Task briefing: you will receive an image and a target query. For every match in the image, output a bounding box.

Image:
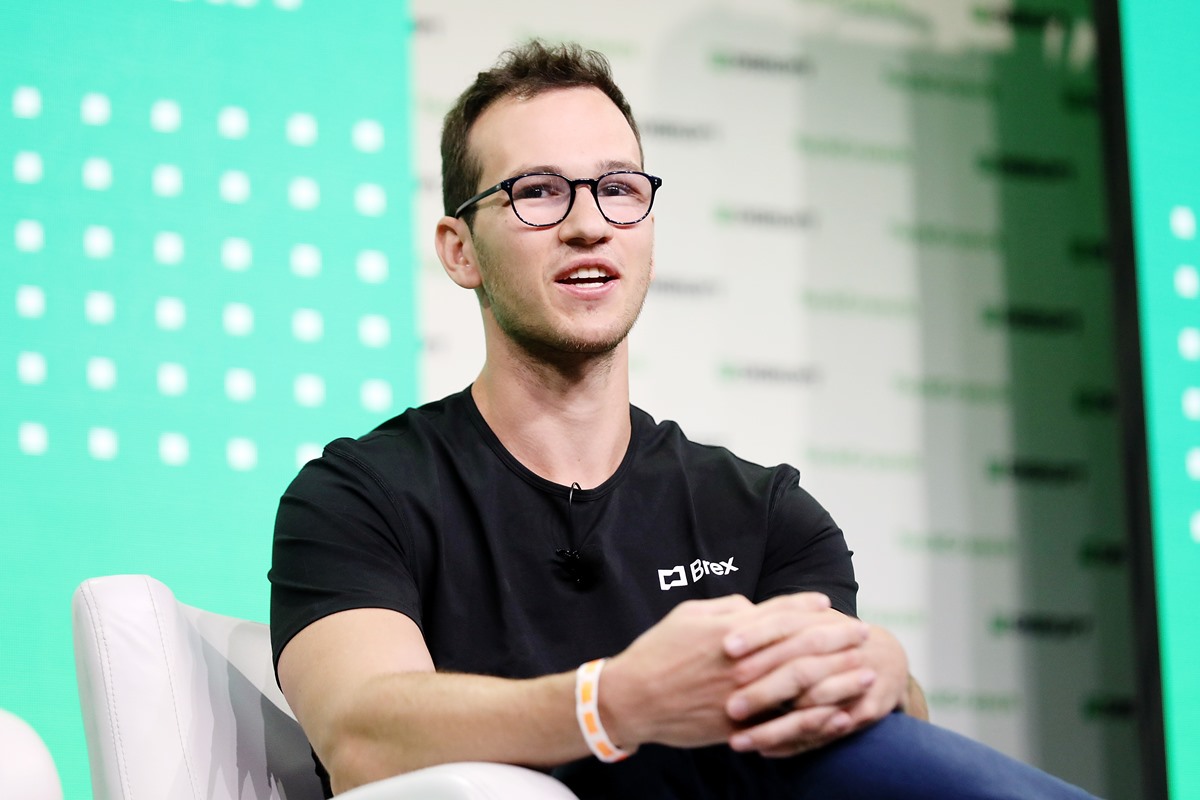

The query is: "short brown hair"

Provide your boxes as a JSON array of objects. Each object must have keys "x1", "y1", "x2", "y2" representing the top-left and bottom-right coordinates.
[{"x1": 440, "y1": 40, "x2": 642, "y2": 220}]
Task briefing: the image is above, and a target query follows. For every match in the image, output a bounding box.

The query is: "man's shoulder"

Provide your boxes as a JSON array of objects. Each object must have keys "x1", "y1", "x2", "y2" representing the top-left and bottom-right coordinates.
[
  {"x1": 631, "y1": 406, "x2": 800, "y2": 489},
  {"x1": 313, "y1": 387, "x2": 477, "y2": 475}
]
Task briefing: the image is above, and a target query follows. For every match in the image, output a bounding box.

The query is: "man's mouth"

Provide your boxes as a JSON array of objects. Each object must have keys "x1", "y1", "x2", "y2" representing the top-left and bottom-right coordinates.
[{"x1": 558, "y1": 266, "x2": 616, "y2": 286}]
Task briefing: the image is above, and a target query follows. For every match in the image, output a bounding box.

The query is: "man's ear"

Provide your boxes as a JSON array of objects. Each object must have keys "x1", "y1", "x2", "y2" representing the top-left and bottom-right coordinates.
[{"x1": 435, "y1": 215, "x2": 482, "y2": 289}]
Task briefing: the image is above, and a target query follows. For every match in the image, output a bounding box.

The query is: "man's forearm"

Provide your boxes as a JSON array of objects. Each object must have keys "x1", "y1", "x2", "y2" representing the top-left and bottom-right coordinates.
[{"x1": 324, "y1": 670, "x2": 589, "y2": 793}]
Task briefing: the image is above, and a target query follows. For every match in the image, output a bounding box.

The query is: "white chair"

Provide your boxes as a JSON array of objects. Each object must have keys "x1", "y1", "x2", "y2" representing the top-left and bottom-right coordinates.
[
  {"x1": 72, "y1": 574, "x2": 581, "y2": 799},
  {"x1": 0, "y1": 708, "x2": 63, "y2": 800}
]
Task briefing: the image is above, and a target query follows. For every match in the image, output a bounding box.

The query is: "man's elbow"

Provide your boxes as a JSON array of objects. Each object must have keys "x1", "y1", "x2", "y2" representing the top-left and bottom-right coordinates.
[{"x1": 322, "y1": 730, "x2": 412, "y2": 795}]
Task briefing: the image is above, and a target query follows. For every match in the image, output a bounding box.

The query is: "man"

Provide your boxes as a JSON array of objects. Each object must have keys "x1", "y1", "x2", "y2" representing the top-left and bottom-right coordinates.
[{"x1": 270, "y1": 41, "x2": 1095, "y2": 799}]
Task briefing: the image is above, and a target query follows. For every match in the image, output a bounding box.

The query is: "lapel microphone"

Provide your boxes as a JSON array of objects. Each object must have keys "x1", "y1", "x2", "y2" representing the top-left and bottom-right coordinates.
[{"x1": 556, "y1": 482, "x2": 602, "y2": 588}]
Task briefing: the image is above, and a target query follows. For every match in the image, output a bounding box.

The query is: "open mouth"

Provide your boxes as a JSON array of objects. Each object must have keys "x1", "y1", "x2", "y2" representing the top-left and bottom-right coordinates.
[{"x1": 558, "y1": 266, "x2": 616, "y2": 286}]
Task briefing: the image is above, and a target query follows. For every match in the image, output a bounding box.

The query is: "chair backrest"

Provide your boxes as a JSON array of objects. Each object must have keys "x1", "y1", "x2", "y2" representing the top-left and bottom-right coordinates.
[
  {"x1": 0, "y1": 708, "x2": 63, "y2": 800},
  {"x1": 72, "y1": 574, "x2": 325, "y2": 800}
]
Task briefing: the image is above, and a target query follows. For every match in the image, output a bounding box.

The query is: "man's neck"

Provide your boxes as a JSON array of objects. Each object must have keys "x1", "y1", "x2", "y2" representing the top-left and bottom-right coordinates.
[{"x1": 471, "y1": 343, "x2": 632, "y2": 489}]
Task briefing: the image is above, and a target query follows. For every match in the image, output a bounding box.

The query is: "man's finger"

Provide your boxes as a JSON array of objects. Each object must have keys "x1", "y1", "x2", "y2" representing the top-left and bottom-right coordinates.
[
  {"x1": 795, "y1": 668, "x2": 875, "y2": 709},
  {"x1": 723, "y1": 594, "x2": 838, "y2": 657},
  {"x1": 730, "y1": 619, "x2": 868, "y2": 686},
  {"x1": 728, "y1": 705, "x2": 850, "y2": 755},
  {"x1": 726, "y1": 651, "x2": 865, "y2": 721}
]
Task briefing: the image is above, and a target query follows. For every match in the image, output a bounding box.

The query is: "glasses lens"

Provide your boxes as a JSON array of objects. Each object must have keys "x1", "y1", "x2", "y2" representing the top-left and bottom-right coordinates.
[
  {"x1": 596, "y1": 172, "x2": 654, "y2": 224},
  {"x1": 510, "y1": 174, "x2": 572, "y2": 226}
]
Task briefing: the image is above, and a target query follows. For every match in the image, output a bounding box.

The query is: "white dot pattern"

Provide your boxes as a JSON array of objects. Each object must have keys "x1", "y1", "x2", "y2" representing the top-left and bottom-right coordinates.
[
  {"x1": 359, "y1": 314, "x2": 390, "y2": 348},
  {"x1": 84, "y1": 226, "x2": 114, "y2": 259},
  {"x1": 218, "y1": 106, "x2": 249, "y2": 139},
  {"x1": 1184, "y1": 388, "x2": 1200, "y2": 420},
  {"x1": 87, "y1": 357, "x2": 117, "y2": 391},
  {"x1": 289, "y1": 176, "x2": 320, "y2": 209},
  {"x1": 227, "y1": 437, "x2": 258, "y2": 470},
  {"x1": 223, "y1": 303, "x2": 254, "y2": 336},
  {"x1": 150, "y1": 99, "x2": 182, "y2": 132},
  {"x1": 156, "y1": 297, "x2": 186, "y2": 330},
  {"x1": 158, "y1": 363, "x2": 188, "y2": 396},
  {"x1": 220, "y1": 170, "x2": 251, "y2": 203},
  {"x1": 13, "y1": 86, "x2": 42, "y2": 118},
  {"x1": 355, "y1": 183, "x2": 386, "y2": 216},
  {"x1": 361, "y1": 378, "x2": 392, "y2": 412},
  {"x1": 295, "y1": 442, "x2": 323, "y2": 467},
  {"x1": 222, "y1": 237, "x2": 253, "y2": 271},
  {"x1": 292, "y1": 308, "x2": 323, "y2": 342},
  {"x1": 152, "y1": 164, "x2": 184, "y2": 197},
  {"x1": 159, "y1": 433, "x2": 189, "y2": 466},
  {"x1": 1171, "y1": 206, "x2": 1197, "y2": 240},
  {"x1": 18, "y1": 422, "x2": 48, "y2": 455},
  {"x1": 1188, "y1": 448, "x2": 1200, "y2": 481},
  {"x1": 225, "y1": 368, "x2": 256, "y2": 402},
  {"x1": 1176, "y1": 265, "x2": 1199, "y2": 299},
  {"x1": 1180, "y1": 328, "x2": 1200, "y2": 361},
  {"x1": 8, "y1": 83, "x2": 405, "y2": 471},
  {"x1": 291, "y1": 244, "x2": 322, "y2": 277},
  {"x1": 154, "y1": 232, "x2": 185, "y2": 265},
  {"x1": 294, "y1": 373, "x2": 326, "y2": 407},
  {"x1": 85, "y1": 291, "x2": 116, "y2": 325},
  {"x1": 287, "y1": 113, "x2": 318, "y2": 146},
  {"x1": 16, "y1": 285, "x2": 46, "y2": 318},
  {"x1": 88, "y1": 427, "x2": 119, "y2": 460},
  {"x1": 82, "y1": 157, "x2": 113, "y2": 190},
  {"x1": 357, "y1": 250, "x2": 388, "y2": 283},
  {"x1": 14, "y1": 151, "x2": 43, "y2": 183},
  {"x1": 17, "y1": 352, "x2": 47, "y2": 385},
  {"x1": 352, "y1": 119, "x2": 384, "y2": 153},
  {"x1": 15, "y1": 220, "x2": 45, "y2": 252},
  {"x1": 81, "y1": 93, "x2": 111, "y2": 126}
]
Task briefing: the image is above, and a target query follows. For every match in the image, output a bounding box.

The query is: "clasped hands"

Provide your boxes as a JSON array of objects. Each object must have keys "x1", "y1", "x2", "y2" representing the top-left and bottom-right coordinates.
[{"x1": 602, "y1": 593, "x2": 910, "y2": 759}]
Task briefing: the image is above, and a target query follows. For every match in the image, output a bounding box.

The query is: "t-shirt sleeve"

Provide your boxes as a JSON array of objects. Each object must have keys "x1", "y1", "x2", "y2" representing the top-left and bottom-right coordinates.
[
  {"x1": 754, "y1": 472, "x2": 858, "y2": 617},
  {"x1": 269, "y1": 441, "x2": 422, "y2": 671}
]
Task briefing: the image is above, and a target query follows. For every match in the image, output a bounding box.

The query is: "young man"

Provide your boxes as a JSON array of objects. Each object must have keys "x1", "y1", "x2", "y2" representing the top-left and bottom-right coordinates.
[{"x1": 270, "y1": 41, "x2": 1095, "y2": 799}]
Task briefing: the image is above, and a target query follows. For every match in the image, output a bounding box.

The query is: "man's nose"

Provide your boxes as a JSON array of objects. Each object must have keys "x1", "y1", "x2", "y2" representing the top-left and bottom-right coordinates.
[{"x1": 558, "y1": 185, "x2": 611, "y2": 242}]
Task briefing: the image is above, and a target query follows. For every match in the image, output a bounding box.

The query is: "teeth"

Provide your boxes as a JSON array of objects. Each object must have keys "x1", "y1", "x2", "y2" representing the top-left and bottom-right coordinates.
[{"x1": 566, "y1": 266, "x2": 608, "y2": 280}]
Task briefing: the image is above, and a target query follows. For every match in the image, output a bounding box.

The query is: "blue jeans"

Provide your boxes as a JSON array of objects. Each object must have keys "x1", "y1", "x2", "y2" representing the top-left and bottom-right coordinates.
[{"x1": 555, "y1": 712, "x2": 1100, "y2": 799}]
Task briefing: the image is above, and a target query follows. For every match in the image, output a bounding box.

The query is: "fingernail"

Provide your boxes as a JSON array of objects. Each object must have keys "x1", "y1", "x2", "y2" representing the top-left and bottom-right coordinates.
[
  {"x1": 725, "y1": 634, "x2": 747, "y2": 656},
  {"x1": 832, "y1": 712, "x2": 851, "y2": 731},
  {"x1": 731, "y1": 733, "x2": 752, "y2": 751},
  {"x1": 860, "y1": 670, "x2": 876, "y2": 687},
  {"x1": 728, "y1": 697, "x2": 748, "y2": 719}
]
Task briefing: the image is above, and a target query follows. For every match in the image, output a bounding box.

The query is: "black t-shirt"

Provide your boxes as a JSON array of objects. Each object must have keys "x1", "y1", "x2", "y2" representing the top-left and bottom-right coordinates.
[{"x1": 270, "y1": 387, "x2": 857, "y2": 678}]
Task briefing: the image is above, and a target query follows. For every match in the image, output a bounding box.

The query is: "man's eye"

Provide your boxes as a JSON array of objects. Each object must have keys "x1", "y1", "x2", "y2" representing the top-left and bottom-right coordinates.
[
  {"x1": 513, "y1": 179, "x2": 566, "y2": 200},
  {"x1": 600, "y1": 179, "x2": 645, "y2": 200}
]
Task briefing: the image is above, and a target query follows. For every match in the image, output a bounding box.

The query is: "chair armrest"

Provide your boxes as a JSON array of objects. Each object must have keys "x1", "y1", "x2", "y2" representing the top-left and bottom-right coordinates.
[
  {"x1": 0, "y1": 709, "x2": 63, "y2": 800},
  {"x1": 336, "y1": 762, "x2": 580, "y2": 800}
]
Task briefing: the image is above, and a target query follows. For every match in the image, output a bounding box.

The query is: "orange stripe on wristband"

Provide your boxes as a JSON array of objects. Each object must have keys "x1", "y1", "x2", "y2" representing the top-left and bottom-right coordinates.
[{"x1": 574, "y1": 658, "x2": 631, "y2": 763}]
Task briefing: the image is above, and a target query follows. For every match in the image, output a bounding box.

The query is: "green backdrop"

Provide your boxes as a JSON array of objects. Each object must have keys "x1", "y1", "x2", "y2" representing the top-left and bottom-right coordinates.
[
  {"x1": 1119, "y1": 1, "x2": 1200, "y2": 796},
  {"x1": 0, "y1": 3, "x2": 415, "y2": 797}
]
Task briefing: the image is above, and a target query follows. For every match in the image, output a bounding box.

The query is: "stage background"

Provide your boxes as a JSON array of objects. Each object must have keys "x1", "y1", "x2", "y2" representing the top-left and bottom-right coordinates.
[{"x1": 1, "y1": 1, "x2": 1138, "y2": 797}]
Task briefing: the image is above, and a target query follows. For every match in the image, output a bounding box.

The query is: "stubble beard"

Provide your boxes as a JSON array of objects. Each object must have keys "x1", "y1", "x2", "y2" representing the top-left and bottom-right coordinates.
[{"x1": 474, "y1": 239, "x2": 653, "y2": 364}]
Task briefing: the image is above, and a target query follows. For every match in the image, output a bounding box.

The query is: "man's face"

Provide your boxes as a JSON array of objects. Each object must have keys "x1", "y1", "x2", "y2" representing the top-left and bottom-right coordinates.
[{"x1": 462, "y1": 86, "x2": 654, "y2": 359}]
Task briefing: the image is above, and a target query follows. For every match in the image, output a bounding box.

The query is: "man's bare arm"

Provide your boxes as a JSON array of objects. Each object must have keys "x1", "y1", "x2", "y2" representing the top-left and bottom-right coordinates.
[
  {"x1": 277, "y1": 595, "x2": 813, "y2": 793},
  {"x1": 278, "y1": 609, "x2": 586, "y2": 794}
]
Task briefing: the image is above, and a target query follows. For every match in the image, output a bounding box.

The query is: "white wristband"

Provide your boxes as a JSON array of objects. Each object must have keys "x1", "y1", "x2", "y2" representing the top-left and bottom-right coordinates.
[{"x1": 574, "y1": 658, "x2": 631, "y2": 763}]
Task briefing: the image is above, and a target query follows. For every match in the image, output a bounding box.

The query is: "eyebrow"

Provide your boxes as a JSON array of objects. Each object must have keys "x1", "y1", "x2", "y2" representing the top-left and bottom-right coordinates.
[{"x1": 508, "y1": 159, "x2": 643, "y2": 177}]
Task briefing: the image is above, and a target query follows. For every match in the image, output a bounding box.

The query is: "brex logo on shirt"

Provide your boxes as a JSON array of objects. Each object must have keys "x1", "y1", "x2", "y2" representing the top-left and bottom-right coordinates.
[{"x1": 658, "y1": 556, "x2": 739, "y2": 591}]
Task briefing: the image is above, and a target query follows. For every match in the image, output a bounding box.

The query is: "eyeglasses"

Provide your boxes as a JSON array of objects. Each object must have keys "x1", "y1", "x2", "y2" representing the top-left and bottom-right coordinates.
[{"x1": 454, "y1": 170, "x2": 663, "y2": 227}]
